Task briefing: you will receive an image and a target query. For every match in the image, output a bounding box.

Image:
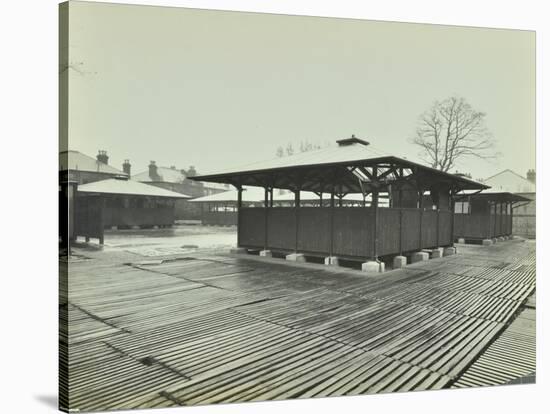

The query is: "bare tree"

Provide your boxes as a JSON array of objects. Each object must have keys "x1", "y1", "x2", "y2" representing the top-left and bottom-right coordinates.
[
  {"x1": 285, "y1": 143, "x2": 295, "y2": 156},
  {"x1": 412, "y1": 96, "x2": 497, "y2": 172},
  {"x1": 276, "y1": 140, "x2": 327, "y2": 157}
]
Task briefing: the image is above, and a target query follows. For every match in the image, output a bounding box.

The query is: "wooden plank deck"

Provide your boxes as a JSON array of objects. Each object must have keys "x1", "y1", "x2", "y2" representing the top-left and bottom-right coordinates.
[
  {"x1": 60, "y1": 239, "x2": 536, "y2": 411},
  {"x1": 452, "y1": 299, "x2": 536, "y2": 388}
]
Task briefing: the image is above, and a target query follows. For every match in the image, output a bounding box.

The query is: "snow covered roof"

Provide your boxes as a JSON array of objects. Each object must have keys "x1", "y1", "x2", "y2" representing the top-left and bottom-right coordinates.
[
  {"x1": 189, "y1": 187, "x2": 265, "y2": 203},
  {"x1": 78, "y1": 178, "x2": 191, "y2": 198},
  {"x1": 133, "y1": 166, "x2": 186, "y2": 183},
  {"x1": 59, "y1": 150, "x2": 127, "y2": 176},
  {"x1": 192, "y1": 137, "x2": 487, "y2": 193}
]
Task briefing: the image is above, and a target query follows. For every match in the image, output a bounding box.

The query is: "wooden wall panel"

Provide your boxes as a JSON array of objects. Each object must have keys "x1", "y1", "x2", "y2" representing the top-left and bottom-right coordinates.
[
  {"x1": 239, "y1": 208, "x2": 265, "y2": 248},
  {"x1": 298, "y1": 207, "x2": 331, "y2": 254}
]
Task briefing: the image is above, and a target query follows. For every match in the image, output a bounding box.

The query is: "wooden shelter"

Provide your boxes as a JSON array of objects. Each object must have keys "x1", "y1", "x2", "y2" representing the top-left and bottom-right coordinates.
[
  {"x1": 75, "y1": 177, "x2": 190, "y2": 243},
  {"x1": 191, "y1": 136, "x2": 487, "y2": 261},
  {"x1": 453, "y1": 191, "x2": 530, "y2": 242}
]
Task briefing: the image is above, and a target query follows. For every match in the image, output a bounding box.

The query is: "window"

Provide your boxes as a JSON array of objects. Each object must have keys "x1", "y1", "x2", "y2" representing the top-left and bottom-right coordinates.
[{"x1": 454, "y1": 201, "x2": 470, "y2": 214}]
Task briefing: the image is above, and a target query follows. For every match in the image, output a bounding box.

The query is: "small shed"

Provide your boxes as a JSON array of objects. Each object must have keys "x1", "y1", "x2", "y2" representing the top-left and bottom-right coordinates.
[
  {"x1": 75, "y1": 177, "x2": 190, "y2": 243},
  {"x1": 190, "y1": 136, "x2": 487, "y2": 263},
  {"x1": 453, "y1": 191, "x2": 531, "y2": 242}
]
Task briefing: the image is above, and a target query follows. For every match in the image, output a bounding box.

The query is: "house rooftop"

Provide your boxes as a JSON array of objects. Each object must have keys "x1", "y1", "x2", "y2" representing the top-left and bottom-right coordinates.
[
  {"x1": 77, "y1": 178, "x2": 191, "y2": 198},
  {"x1": 59, "y1": 150, "x2": 127, "y2": 176},
  {"x1": 483, "y1": 169, "x2": 536, "y2": 193},
  {"x1": 133, "y1": 166, "x2": 186, "y2": 184}
]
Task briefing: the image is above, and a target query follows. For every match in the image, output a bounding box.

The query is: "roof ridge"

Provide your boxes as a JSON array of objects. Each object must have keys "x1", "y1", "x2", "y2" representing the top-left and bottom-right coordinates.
[{"x1": 485, "y1": 169, "x2": 531, "y2": 184}]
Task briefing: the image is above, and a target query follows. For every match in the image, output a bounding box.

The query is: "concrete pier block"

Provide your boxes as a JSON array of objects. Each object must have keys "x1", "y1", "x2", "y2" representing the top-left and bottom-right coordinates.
[
  {"x1": 491, "y1": 238, "x2": 498, "y2": 244},
  {"x1": 430, "y1": 247, "x2": 444, "y2": 259},
  {"x1": 230, "y1": 247, "x2": 248, "y2": 255},
  {"x1": 286, "y1": 253, "x2": 306, "y2": 262},
  {"x1": 443, "y1": 247, "x2": 456, "y2": 256},
  {"x1": 393, "y1": 255, "x2": 407, "y2": 269},
  {"x1": 324, "y1": 256, "x2": 340, "y2": 266},
  {"x1": 361, "y1": 261, "x2": 385, "y2": 273},
  {"x1": 259, "y1": 250, "x2": 272, "y2": 257},
  {"x1": 411, "y1": 251, "x2": 429, "y2": 263},
  {"x1": 482, "y1": 239, "x2": 493, "y2": 246},
  {"x1": 457, "y1": 238, "x2": 466, "y2": 244},
  {"x1": 111, "y1": 226, "x2": 118, "y2": 230},
  {"x1": 498, "y1": 237, "x2": 505, "y2": 242}
]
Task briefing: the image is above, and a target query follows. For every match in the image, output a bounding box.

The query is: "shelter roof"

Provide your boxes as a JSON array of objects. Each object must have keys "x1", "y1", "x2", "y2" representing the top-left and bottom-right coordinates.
[
  {"x1": 78, "y1": 178, "x2": 191, "y2": 198},
  {"x1": 191, "y1": 137, "x2": 488, "y2": 194},
  {"x1": 456, "y1": 190, "x2": 530, "y2": 203}
]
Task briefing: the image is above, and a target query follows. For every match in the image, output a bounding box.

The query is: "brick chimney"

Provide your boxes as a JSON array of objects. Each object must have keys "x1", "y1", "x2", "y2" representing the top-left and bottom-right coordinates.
[
  {"x1": 526, "y1": 169, "x2": 536, "y2": 183},
  {"x1": 97, "y1": 150, "x2": 109, "y2": 164},
  {"x1": 122, "y1": 159, "x2": 131, "y2": 177},
  {"x1": 149, "y1": 161, "x2": 160, "y2": 181}
]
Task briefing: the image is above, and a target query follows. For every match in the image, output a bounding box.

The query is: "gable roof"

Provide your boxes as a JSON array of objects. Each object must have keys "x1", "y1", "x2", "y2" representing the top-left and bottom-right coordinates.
[
  {"x1": 483, "y1": 169, "x2": 536, "y2": 193},
  {"x1": 78, "y1": 178, "x2": 191, "y2": 198},
  {"x1": 133, "y1": 166, "x2": 186, "y2": 184},
  {"x1": 59, "y1": 150, "x2": 127, "y2": 176},
  {"x1": 191, "y1": 139, "x2": 488, "y2": 193},
  {"x1": 456, "y1": 190, "x2": 530, "y2": 203}
]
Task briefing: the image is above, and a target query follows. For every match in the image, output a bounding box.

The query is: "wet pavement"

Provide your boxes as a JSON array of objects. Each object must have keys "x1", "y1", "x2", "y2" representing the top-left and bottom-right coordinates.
[
  {"x1": 85, "y1": 224, "x2": 237, "y2": 257},
  {"x1": 60, "y1": 233, "x2": 536, "y2": 411}
]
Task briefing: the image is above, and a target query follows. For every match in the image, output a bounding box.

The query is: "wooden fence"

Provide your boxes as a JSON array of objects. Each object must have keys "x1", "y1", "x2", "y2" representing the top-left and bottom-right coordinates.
[
  {"x1": 454, "y1": 210, "x2": 513, "y2": 240},
  {"x1": 238, "y1": 207, "x2": 453, "y2": 259}
]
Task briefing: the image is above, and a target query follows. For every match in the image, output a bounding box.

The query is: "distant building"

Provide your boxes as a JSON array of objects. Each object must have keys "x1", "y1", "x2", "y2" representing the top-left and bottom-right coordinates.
[
  {"x1": 132, "y1": 162, "x2": 228, "y2": 220},
  {"x1": 77, "y1": 177, "x2": 189, "y2": 235},
  {"x1": 59, "y1": 150, "x2": 128, "y2": 184},
  {"x1": 59, "y1": 150, "x2": 190, "y2": 244},
  {"x1": 483, "y1": 169, "x2": 536, "y2": 239}
]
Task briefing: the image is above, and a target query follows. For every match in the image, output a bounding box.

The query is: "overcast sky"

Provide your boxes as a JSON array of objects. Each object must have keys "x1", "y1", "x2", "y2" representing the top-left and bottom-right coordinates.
[{"x1": 67, "y1": 1, "x2": 535, "y2": 180}]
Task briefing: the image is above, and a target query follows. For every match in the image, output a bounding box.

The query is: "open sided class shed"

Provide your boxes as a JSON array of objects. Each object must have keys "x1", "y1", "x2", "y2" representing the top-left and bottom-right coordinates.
[
  {"x1": 453, "y1": 191, "x2": 530, "y2": 242},
  {"x1": 191, "y1": 136, "x2": 487, "y2": 261}
]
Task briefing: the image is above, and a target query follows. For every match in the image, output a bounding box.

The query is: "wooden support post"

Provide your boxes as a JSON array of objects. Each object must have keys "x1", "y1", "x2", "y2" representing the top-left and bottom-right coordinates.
[
  {"x1": 449, "y1": 191, "x2": 456, "y2": 245},
  {"x1": 99, "y1": 196, "x2": 105, "y2": 245},
  {"x1": 237, "y1": 187, "x2": 242, "y2": 247},
  {"x1": 510, "y1": 202, "x2": 514, "y2": 236},
  {"x1": 500, "y1": 202, "x2": 504, "y2": 236},
  {"x1": 418, "y1": 188, "x2": 424, "y2": 249},
  {"x1": 264, "y1": 187, "x2": 269, "y2": 250},
  {"x1": 372, "y1": 191, "x2": 379, "y2": 260},
  {"x1": 496, "y1": 201, "x2": 497, "y2": 239},
  {"x1": 269, "y1": 188, "x2": 274, "y2": 208},
  {"x1": 329, "y1": 189, "x2": 335, "y2": 257},
  {"x1": 399, "y1": 208, "x2": 403, "y2": 255},
  {"x1": 295, "y1": 190, "x2": 300, "y2": 252},
  {"x1": 436, "y1": 208, "x2": 440, "y2": 247}
]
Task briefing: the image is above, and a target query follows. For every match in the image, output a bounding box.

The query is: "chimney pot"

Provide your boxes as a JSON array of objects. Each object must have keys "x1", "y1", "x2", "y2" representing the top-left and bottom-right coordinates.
[
  {"x1": 526, "y1": 169, "x2": 536, "y2": 184},
  {"x1": 122, "y1": 159, "x2": 131, "y2": 177},
  {"x1": 149, "y1": 161, "x2": 159, "y2": 181},
  {"x1": 96, "y1": 150, "x2": 109, "y2": 164}
]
